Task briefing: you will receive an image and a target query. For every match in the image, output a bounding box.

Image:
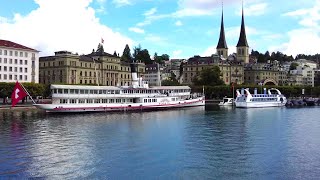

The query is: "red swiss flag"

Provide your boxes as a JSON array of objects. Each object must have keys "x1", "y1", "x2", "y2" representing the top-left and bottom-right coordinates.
[{"x1": 11, "y1": 82, "x2": 28, "y2": 107}]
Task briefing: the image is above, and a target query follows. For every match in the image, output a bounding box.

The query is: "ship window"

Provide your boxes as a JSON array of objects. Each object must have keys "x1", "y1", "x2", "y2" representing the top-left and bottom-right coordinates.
[
  {"x1": 110, "y1": 99, "x2": 114, "y2": 103},
  {"x1": 70, "y1": 89, "x2": 75, "y2": 94},
  {"x1": 64, "y1": 89, "x2": 68, "y2": 94},
  {"x1": 95, "y1": 99, "x2": 101, "y2": 103},
  {"x1": 70, "y1": 99, "x2": 76, "y2": 104},
  {"x1": 85, "y1": 90, "x2": 88, "y2": 94},
  {"x1": 75, "y1": 89, "x2": 79, "y2": 94},
  {"x1": 58, "y1": 89, "x2": 63, "y2": 94},
  {"x1": 87, "y1": 99, "x2": 93, "y2": 103},
  {"x1": 60, "y1": 99, "x2": 68, "y2": 104},
  {"x1": 79, "y1": 99, "x2": 85, "y2": 103},
  {"x1": 80, "y1": 90, "x2": 84, "y2": 94}
]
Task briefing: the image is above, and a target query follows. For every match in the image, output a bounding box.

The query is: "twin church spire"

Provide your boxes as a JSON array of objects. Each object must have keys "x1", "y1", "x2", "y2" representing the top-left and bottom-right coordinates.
[{"x1": 216, "y1": 2, "x2": 249, "y2": 63}]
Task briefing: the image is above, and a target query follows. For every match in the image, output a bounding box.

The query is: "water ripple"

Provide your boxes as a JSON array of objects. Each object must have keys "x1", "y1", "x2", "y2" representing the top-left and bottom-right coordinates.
[{"x1": 0, "y1": 106, "x2": 320, "y2": 179}]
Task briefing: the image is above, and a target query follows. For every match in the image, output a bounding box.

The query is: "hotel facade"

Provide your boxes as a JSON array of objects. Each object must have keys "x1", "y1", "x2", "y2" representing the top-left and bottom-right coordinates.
[
  {"x1": 0, "y1": 40, "x2": 39, "y2": 83},
  {"x1": 39, "y1": 50, "x2": 145, "y2": 86}
]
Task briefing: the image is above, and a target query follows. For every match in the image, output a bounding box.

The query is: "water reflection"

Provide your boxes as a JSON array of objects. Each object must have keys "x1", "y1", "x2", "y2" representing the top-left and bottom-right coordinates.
[{"x1": 0, "y1": 107, "x2": 320, "y2": 179}]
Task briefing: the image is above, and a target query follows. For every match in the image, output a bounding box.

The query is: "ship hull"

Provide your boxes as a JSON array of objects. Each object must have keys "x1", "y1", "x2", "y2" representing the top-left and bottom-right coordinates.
[{"x1": 34, "y1": 97, "x2": 205, "y2": 113}]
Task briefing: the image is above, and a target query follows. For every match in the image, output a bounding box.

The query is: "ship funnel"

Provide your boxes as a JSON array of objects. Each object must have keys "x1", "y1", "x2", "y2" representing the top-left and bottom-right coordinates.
[{"x1": 130, "y1": 63, "x2": 139, "y2": 88}]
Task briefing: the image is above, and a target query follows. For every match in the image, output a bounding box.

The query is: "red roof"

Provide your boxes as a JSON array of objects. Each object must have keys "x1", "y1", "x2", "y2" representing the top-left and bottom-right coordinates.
[{"x1": 0, "y1": 39, "x2": 38, "y2": 51}]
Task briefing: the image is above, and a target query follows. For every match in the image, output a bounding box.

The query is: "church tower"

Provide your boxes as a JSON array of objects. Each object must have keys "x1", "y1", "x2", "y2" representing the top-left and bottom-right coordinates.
[
  {"x1": 216, "y1": 8, "x2": 228, "y2": 59},
  {"x1": 236, "y1": 6, "x2": 249, "y2": 64}
]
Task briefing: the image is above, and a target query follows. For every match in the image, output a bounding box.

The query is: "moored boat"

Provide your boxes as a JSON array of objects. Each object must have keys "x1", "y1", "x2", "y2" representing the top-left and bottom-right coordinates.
[
  {"x1": 34, "y1": 63, "x2": 205, "y2": 113},
  {"x1": 235, "y1": 88, "x2": 287, "y2": 108},
  {"x1": 218, "y1": 97, "x2": 234, "y2": 106}
]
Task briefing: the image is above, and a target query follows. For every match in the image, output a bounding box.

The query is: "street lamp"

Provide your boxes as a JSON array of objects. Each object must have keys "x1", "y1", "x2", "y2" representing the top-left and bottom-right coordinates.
[{"x1": 258, "y1": 82, "x2": 263, "y2": 94}]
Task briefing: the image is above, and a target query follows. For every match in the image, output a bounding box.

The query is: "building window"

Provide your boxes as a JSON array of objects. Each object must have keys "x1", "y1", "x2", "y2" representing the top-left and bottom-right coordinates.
[
  {"x1": 4, "y1": 50, "x2": 7, "y2": 55},
  {"x1": 25, "y1": 68, "x2": 28, "y2": 73},
  {"x1": 9, "y1": 59, "x2": 12, "y2": 64},
  {"x1": 9, "y1": 51, "x2": 13, "y2": 56},
  {"x1": 15, "y1": 59, "x2": 17, "y2": 64},
  {"x1": 15, "y1": 51, "x2": 18, "y2": 56},
  {"x1": 25, "y1": 52, "x2": 28, "y2": 57},
  {"x1": 25, "y1": 60, "x2": 28, "y2": 65}
]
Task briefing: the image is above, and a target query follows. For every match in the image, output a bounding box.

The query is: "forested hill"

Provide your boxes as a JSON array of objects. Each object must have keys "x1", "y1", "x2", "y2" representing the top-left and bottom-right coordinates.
[{"x1": 250, "y1": 50, "x2": 320, "y2": 63}]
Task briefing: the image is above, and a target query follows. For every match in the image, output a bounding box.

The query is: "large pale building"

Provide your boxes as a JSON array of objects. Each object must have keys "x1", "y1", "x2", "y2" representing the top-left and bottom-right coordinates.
[
  {"x1": 0, "y1": 40, "x2": 39, "y2": 83},
  {"x1": 182, "y1": 55, "x2": 244, "y2": 85},
  {"x1": 144, "y1": 63, "x2": 161, "y2": 86},
  {"x1": 39, "y1": 50, "x2": 145, "y2": 86}
]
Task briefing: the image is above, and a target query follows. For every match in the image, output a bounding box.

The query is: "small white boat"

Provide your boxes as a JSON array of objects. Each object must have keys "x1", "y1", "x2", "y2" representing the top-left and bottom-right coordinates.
[
  {"x1": 235, "y1": 88, "x2": 287, "y2": 108},
  {"x1": 218, "y1": 97, "x2": 234, "y2": 106}
]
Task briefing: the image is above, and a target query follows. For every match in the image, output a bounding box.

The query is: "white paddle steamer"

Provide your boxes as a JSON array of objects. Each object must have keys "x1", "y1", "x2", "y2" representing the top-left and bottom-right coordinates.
[{"x1": 34, "y1": 63, "x2": 205, "y2": 112}]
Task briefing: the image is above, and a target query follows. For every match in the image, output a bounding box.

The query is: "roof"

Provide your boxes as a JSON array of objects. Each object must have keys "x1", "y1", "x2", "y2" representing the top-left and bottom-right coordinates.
[
  {"x1": 0, "y1": 39, "x2": 38, "y2": 51},
  {"x1": 236, "y1": 9, "x2": 249, "y2": 47},
  {"x1": 216, "y1": 11, "x2": 228, "y2": 49}
]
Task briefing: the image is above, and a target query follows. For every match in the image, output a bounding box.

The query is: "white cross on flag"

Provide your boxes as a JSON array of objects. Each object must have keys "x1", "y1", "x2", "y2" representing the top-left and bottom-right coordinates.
[{"x1": 11, "y1": 81, "x2": 28, "y2": 107}]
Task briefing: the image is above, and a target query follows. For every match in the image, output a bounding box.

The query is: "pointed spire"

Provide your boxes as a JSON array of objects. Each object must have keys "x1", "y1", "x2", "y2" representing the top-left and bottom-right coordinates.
[
  {"x1": 216, "y1": 3, "x2": 228, "y2": 49},
  {"x1": 236, "y1": 5, "x2": 249, "y2": 47}
]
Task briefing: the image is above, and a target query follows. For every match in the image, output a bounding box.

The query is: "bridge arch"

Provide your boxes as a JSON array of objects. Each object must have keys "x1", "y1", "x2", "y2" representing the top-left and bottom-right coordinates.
[{"x1": 261, "y1": 79, "x2": 278, "y2": 86}]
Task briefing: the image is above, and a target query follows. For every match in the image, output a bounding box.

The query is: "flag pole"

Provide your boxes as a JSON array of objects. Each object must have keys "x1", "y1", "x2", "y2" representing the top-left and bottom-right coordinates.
[{"x1": 20, "y1": 82, "x2": 36, "y2": 104}]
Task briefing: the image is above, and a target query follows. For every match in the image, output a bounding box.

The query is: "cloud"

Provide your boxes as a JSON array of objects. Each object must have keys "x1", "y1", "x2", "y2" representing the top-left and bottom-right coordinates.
[
  {"x1": 144, "y1": 8, "x2": 157, "y2": 16},
  {"x1": 237, "y1": 3, "x2": 268, "y2": 16},
  {"x1": 175, "y1": 20, "x2": 183, "y2": 26},
  {"x1": 144, "y1": 34, "x2": 165, "y2": 43},
  {"x1": 129, "y1": 27, "x2": 145, "y2": 34},
  {"x1": 96, "y1": 0, "x2": 107, "y2": 13},
  {"x1": 178, "y1": 0, "x2": 239, "y2": 10},
  {"x1": 112, "y1": 0, "x2": 132, "y2": 7},
  {"x1": 172, "y1": 50, "x2": 183, "y2": 58},
  {"x1": 0, "y1": 0, "x2": 133, "y2": 56},
  {"x1": 269, "y1": 29, "x2": 320, "y2": 56},
  {"x1": 271, "y1": 0, "x2": 320, "y2": 56}
]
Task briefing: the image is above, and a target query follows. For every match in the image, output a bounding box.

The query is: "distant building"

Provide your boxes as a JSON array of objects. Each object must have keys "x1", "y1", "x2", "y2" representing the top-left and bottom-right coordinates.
[
  {"x1": 39, "y1": 50, "x2": 145, "y2": 85},
  {"x1": 181, "y1": 54, "x2": 244, "y2": 85},
  {"x1": 0, "y1": 39, "x2": 39, "y2": 83},
  {"x1": 144, "y1": 63, "x2": 161, "y2": 86},
  {"x1": 295, "y1": 59, "x2": 317, "y2": 69},
  {"x1": 289, "y1": 65, "x2": 315, "y2": 87},
  {"x1": 314, "y1": 69, "x2": 320, "y2": 86},
  {"x1": 244, "y1": 60, "x2": 286, "y2": 86}
]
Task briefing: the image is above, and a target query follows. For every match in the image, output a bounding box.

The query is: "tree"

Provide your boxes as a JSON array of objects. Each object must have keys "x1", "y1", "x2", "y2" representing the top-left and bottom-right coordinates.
[
  {"x1": 121, "y1": 44, "x2": 133, "y2": 62},
  {"x1": 193, "y1": 66, "x2": 224, "y2": 86},
  {"x1": 161, "y1": 72, "x2": 180, "y2": 86},
  {"x1": 113, "y1": 51, "x2": 117, "y2": 56},
  {"x1": 96, "y1": 43, "x2": 104, "y2": 54},
  {"x1": 290, "y1": 62, "x2": 299, "y2": 70},
  {"x1": 154, "y1": 53, "x2": 169, "y2": 65},
  {"x1": 133, "y1": 45, "x2": 152, "y2": 64}
]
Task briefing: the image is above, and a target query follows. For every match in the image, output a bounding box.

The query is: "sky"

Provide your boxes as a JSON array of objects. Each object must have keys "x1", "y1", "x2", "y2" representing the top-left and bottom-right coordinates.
[{"x1": 0, "y1": 0, "x2": 319, "y2": 59}]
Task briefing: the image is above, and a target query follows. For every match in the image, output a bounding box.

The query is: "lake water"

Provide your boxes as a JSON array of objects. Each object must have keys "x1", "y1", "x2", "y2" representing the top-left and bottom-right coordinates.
[{"x1": 0, "y1": 105, "x2": 320, "y2": 179}]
